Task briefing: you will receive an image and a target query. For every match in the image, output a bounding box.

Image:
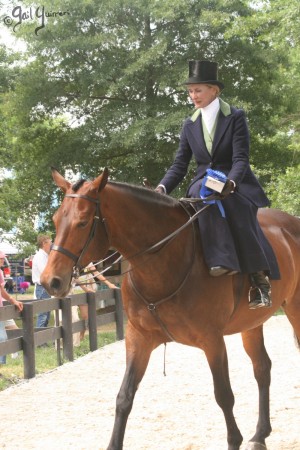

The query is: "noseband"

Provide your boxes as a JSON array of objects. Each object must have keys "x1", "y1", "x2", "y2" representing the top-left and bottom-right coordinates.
[{"x1": 51, "y1": 193, "x2": 109, "y2": 277}]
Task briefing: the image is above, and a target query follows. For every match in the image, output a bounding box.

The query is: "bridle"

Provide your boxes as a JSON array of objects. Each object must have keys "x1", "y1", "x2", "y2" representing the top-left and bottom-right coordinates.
[
  {"x1": 51, "y1": 193, "x2": 109, "y2": 277},
  {"x1": 51, "y1": 191, "x2": 219, "y2": 279},
  {"x1": 50, "y1": 189, "x2": 219, "y2": 342}
]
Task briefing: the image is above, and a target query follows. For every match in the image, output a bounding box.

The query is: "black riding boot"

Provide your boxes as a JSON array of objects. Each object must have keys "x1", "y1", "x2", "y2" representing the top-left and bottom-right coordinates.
[{"x1": 248, "y1": 271, "x2": 272, "y2": 309}]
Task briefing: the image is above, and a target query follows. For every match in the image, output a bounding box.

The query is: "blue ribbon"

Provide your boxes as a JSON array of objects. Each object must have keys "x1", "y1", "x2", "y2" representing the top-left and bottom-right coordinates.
[{"x1": 200, "y1": 169, "x2": 226, "y2": 218}]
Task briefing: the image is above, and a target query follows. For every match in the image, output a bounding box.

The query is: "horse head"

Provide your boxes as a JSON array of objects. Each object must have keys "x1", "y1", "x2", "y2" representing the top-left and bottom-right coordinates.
[{"x1": 41, "y1": 168, "x2": 110, "y2": 297}]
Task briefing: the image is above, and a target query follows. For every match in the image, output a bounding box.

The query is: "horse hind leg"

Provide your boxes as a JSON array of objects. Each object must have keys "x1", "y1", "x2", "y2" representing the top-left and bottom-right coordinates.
[
  {"x1": 241, "y1": 326, "x2": 272, "y2": 450},
  {"x1": 205, "y1": 337, "x2": 243, "y2": 450}
]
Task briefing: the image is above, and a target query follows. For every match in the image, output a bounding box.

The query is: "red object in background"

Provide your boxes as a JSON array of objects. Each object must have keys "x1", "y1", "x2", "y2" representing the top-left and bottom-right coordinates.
[
  {"x1": 3, "y1": 266, "x2": 11, "y2": 277},
  {"x1": 24, "y1": 255, "x2": 33, "y2": 269},
  {"x1": 1, "y1": 256, "x2": 11, "y2": 278}
]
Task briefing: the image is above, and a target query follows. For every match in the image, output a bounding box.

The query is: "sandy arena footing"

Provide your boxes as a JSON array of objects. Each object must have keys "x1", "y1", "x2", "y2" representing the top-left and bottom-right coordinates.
[{"x1": 0, "y1": 316, "x2": 299, "y2": 450}]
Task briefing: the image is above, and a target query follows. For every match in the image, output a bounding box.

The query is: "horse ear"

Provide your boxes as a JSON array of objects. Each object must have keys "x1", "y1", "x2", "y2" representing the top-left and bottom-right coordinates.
[
  {"x1": 92, "y1": 167, "x2": 109, "y2": 192},
  {"x1": 51, "y1": 167, "x2": 71, "y2": 193}
]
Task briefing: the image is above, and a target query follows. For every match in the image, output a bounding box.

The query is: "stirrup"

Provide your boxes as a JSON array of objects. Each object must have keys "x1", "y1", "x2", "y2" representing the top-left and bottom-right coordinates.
[{"x1": 248, "y1": 286, "x2": 272, "y2": 309}]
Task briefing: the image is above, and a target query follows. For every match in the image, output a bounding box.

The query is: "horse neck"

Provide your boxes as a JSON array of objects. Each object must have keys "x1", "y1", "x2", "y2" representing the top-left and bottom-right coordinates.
[
  {"x1": 101, "y1": 183, "x2": 197, "y2": 286},
  {"x1": 102, "y1": 183, "x2": 186, "y2": 257}
]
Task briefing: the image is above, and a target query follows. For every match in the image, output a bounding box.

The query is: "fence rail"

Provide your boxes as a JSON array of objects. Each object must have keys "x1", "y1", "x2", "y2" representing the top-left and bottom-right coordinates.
[{"x1": 0, "y1": 288, "x2": 124, "y2": 379}]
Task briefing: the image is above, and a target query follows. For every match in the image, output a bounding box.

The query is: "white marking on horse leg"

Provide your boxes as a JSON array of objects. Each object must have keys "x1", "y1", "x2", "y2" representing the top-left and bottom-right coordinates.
[{"x1": 245, "y1": 442, "x2": 267, "y2": 450}]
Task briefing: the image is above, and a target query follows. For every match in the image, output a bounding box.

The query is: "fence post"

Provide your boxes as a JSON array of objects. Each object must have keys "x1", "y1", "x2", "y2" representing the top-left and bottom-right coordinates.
[
  {"x1": 61, "y1": 297, "x2": 73, "y2": 361},
  {"x1": 22, "y1": 302, "x2": 35, "y2": 379},
  {"x1": 55, "y1": 309, "x2": 62, "y2": 366},
  {"x1": 114, "y1": 289, "x2": 124, "y2": 340},
  {"x1": 87, "y1": 292, "x2": 98, "y2": 351}
]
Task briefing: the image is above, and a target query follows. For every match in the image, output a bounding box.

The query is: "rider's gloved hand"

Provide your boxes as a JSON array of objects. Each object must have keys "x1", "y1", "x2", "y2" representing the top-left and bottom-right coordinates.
[{"x1": 220, "y1": 179, "x2": 235, "y2": 199}]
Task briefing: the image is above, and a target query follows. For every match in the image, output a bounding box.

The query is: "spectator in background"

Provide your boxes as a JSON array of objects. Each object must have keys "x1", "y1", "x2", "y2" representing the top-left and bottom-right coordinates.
[
  {"x1": 32, "y1": 235, "x2": 52, "y2": 328},
  {"x1": 5, "y1": 319, "x2": 20, "y2": 359},
  {"x1": 0, "y1": 251, "x2": 23, "y2": 365},
  {"x1": 71, "y1": 262, "x2": 118, "y2": 344},
  {"x1": 19, "y1": 281, "x2": 30, "y2": 294},
  {"x1": 4, "y1": 278, "x2": 15, "y2": 294}
]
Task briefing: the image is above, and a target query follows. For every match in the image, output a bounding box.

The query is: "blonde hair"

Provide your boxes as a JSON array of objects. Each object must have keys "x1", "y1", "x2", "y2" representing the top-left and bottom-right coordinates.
[
  {"x1": 207, "y1": 84, "x2": 221, "y2": 96},
  {"x1": 37, "y1": 234, "x2": 51, "y2": 249}
]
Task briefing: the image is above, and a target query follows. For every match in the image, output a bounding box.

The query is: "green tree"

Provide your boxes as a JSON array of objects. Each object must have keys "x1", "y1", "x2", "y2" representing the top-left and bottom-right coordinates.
[
  {"x1": 268, "y1": 165, "x2": 300, "y2": 215},
  {"x1": 0, "y1": 44, "x2": 21, "y2": 231},
  {"x1": 223, "y1": 0, "x2": 300, "y2": 212},
  {"x1": 1, "y1": 0, "x2": 299, "y2": 244}
]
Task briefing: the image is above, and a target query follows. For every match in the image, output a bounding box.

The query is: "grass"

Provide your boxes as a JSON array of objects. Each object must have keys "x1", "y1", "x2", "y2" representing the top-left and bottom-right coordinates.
[
  {"x1": 10, "y1": 284, "x2": 35, "y2": 300},
  {"x1": 0, "y1": 329, "x2": 116, "y2": 391},
  {"x1": 1, "y1": 286, "x2": 123, "y2": 391}
]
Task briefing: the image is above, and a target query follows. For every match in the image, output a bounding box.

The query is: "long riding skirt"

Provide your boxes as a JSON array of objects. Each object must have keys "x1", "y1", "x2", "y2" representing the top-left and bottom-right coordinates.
[{"x1": 196, "y1": 192, "x2": 280, "y2": 278}]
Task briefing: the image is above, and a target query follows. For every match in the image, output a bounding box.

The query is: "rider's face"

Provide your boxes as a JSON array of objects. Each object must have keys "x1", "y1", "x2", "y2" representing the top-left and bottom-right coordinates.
[{"x1": 187, "y1": 84, "x2": 219, "y2": 109}]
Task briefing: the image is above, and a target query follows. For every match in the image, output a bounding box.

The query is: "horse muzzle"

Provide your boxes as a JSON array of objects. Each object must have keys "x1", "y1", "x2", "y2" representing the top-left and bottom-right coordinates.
[{"x1": 41, "y1": 273, "x2": 71, "y2": 298}]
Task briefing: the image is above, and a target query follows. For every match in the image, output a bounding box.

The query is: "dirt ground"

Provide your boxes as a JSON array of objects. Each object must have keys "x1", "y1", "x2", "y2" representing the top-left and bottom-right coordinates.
[{"x1": 0, "y1": 315, "x2": 299, "y2": 450}]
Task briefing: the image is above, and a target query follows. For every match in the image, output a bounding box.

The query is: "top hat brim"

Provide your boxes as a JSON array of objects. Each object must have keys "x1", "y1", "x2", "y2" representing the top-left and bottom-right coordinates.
[{"x1": 182, "y1": 77, "x2": 224, "y2": 90}]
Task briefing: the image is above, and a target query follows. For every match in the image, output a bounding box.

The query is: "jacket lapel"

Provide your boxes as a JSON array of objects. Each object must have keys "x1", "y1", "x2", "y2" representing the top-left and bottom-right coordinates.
[{"x1": 188, "y1": 109, "x2": 210, "y2": 156}]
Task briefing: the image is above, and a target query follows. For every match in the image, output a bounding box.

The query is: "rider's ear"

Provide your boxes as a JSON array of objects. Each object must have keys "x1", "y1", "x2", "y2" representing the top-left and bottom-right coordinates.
[
  {"x1": 91, "y1": 168, "x2": 109, "y2": 192},
  {"x1": 51, "y1": 167, "x2": 71, "y2": 193}
]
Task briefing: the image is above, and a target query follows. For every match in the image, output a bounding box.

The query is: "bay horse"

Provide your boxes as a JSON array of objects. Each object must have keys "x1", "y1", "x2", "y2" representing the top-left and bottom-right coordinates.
[{"x1": 41, "y1": 168, "x2": 300, "y2": 450}]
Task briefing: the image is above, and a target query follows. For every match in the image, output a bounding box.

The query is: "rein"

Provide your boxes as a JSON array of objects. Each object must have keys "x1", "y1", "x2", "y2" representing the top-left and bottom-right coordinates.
[
  {"x1": 51, "y1": 189, "x2": 219, "y2": 341},
  {"x1": 89, "y1": 199, "x2": 212, "y2": 283},
  {"x1": 98, "y1": 198, "x2": 214, "y2": 272},
  {"x1": 127, "y1": 198, "x2": 216, "y2": 343},
  {"x1": 52, "y1": 190, "x2": 217, "y2": 281}
]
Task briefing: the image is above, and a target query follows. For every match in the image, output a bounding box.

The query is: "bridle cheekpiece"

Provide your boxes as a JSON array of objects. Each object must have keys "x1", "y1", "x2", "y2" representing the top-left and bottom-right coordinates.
[{"x1": 51, "y1": 193, "x2": 109, "y2": 278}]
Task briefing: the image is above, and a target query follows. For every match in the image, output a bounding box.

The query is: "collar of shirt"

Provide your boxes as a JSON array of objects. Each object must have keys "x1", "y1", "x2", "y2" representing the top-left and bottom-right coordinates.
[{"x1": 201, "y1": 97, "x2": 220, "y2": 134}]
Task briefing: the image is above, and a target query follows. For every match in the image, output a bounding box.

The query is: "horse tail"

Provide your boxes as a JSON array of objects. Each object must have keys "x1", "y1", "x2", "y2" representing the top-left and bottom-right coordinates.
[
  {"x1": 282, "y1": 307, "x2": 300, "y2": 352},
  {"x1": 294, "y1": 332, "x2": 300, "y2": 351}
]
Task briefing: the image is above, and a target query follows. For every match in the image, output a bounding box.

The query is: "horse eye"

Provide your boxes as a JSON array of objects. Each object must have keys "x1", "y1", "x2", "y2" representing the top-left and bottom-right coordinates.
[{"x1": 77, "y1": 221, "x2": 88, "y2": 228}]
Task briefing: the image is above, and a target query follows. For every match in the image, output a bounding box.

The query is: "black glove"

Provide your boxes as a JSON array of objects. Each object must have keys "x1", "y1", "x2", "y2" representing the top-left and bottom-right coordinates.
[{"x1": 220, "y1": 179, "x2": 235, "y2": 199}]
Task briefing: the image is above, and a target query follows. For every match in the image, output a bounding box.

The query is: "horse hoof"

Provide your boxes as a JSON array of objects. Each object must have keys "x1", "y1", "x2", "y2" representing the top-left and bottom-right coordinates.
[{"x1": 245, "y1": 442, "x2": 267, "y2": 450}]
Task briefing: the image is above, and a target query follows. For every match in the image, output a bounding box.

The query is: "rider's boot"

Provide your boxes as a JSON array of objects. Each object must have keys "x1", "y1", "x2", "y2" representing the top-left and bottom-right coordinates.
[{"x1": 248, "y1": 271, "x2": 272, "y2": 309}]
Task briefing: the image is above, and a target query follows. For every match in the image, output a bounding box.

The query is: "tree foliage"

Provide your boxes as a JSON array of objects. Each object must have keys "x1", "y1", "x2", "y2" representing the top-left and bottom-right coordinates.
[{"x1": 0, "y1": 0, "x2": 299, "y2": 248}]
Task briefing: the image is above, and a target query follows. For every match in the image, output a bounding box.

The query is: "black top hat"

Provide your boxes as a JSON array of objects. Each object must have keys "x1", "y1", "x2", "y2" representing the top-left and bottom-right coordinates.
[{"x1": 183, "y1": 60, "x2": 224, "y2": 89}]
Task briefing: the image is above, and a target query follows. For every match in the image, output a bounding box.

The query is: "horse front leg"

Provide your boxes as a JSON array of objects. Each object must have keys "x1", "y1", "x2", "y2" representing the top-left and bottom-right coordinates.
[
  {"x1": 205, "y1": 336, "x2": 243, "y2": 450},
  {"x1": 242, "y1": 326, "x2": 272, "y2": 450},
  {"x1": 107, "y1": 323, "x2": 155, "y2": 450}
]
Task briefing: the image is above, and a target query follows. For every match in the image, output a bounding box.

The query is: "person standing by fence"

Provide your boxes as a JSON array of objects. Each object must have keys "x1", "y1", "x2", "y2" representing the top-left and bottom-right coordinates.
[
  {"x1": 0, "y1": 251, "x2": 23, "y2": 365},
  {"x1": 32, "y1": 235, "x2": 52, "y2": 328},
  {"x1": 71, "y1": 262, "x2": 118, "y2": 344}
]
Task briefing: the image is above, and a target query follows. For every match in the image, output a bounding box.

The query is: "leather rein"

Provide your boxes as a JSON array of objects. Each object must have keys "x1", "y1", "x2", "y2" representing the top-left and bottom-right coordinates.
[{"x1": 51, "y1": 191, "x2": 218, "y2": 342}]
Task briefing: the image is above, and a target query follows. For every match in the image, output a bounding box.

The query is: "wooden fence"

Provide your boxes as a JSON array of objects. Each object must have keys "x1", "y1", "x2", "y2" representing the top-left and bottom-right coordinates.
[{"x1": 0, "y1": 288, "x2": 124, "y2": 379}]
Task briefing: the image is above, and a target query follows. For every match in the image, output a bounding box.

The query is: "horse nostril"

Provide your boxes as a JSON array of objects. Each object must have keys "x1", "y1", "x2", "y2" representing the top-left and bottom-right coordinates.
[{"x1": 50, "y1": 277, "x2": 62, "y2": 291}]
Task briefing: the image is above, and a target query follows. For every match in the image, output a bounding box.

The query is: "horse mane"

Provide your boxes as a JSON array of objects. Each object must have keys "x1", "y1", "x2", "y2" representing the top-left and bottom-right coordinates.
[
  {"x1": 108, "y1": 181, "x2": 179, "y2": 208},
  {"x1": 71, "y1": 177, "x2": 179, "y2": 208}
]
